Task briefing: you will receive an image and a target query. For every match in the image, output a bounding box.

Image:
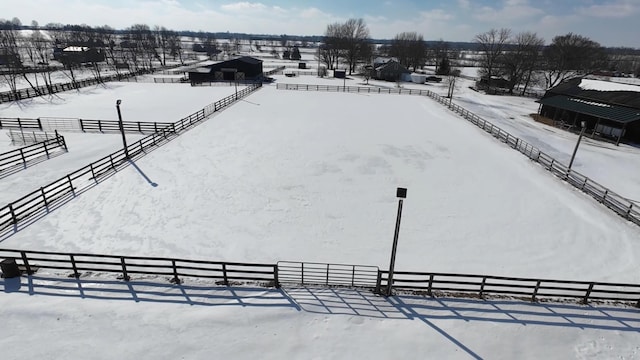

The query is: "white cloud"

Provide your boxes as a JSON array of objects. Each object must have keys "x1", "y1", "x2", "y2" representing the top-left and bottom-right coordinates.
[
  {"x1": 457, "y1": 0, "x2": 471, "y2": 10},
  {"x1": 419, "y1": 9, "x2": 454, "y2": 21},
  {"x1": 472, "y1": 0, "x2": 544, "y2": 23},
  {"x1": 220, "y1": 2, "x2": 267, "y2": 12},
  {"x1": 576, "y1": 0, "x2": 640, "y2": 18}
]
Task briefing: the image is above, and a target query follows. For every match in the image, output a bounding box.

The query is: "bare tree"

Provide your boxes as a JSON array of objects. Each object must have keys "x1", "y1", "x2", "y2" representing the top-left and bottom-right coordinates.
[
  {"x1": 390, "y1": 32, "x2": 427, "y2": 71},
  {"x1": 318, "y1": 22, "x2": 342, "y2": 70},
  {"x1": 339, "y1": 18, "x2": 371, "y2": 74},
  {"x1": 542, "y1": 33, "x2": 607, "y2": 88},
  {"x1": 500, "y1": 32, "x2": 544, "y2": 94},
  {"x1": 0, "y1": 19, "x2": 23, "y2": 96},
  {"x1": 431, "y1": 39, "x2": 449, "y2": 72},
  {"x1": 474, "y1": 28, "x2": 511, "y2": 79}
]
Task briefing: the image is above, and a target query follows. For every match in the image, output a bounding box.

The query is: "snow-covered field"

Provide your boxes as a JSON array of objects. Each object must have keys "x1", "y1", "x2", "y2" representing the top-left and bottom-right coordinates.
[{"x1": 2, "y1": 73, "x2": 640, "y2": 359}]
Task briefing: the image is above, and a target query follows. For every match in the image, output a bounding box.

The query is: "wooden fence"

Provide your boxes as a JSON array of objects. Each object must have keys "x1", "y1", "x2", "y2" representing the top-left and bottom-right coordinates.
[
  {"x1": 0, "y1": 69, "x2": 150, "y2": 104},
  {"x1": 1, "y1": 116, "x2": 174, "y2": 134},
  {"x1": 2, "y1": 251, "x2": 640, "y2": 307},
  {"x1": 377, "y1": 270, "x2": 640, "y2": 306},
  {"x1": 276, "y1": 83, "x2": 640, "y2": 227},
  {"x1": 0, "y1": 248, "x2": 278, "y2": 286},
  {"x1": 0, "y1": 117, "x2": 42, "y2": 130},
  {"x1": 0, "y1": 82, "x2": 262, "y2": 237},
  {"x1": 0, "y1": 133, "x2": 67, "y2": 176}
]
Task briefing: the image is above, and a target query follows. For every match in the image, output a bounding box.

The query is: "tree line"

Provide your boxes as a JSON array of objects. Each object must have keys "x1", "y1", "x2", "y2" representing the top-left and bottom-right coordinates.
[
  {"x1": 0, "y1": 17, "x2": 187, "y2": 96},
  {"x1": 317, "y1": 19, "x2": 640, "y2": 93}
]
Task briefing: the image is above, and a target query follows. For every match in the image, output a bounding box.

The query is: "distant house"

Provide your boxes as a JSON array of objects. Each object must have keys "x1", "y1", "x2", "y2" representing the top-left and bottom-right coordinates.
[
  {"x1": 373, "y1": 60, "x2": 410, "y2": 82},
  {"x1": 536, "y1": 77, "x2": 640, "y2": 145},
  {"x1": 53, "y1": 46, "x2": 105, "y2": 64},
  {"x1": 188, "y1": 56, "x2": 263, "y2": 83},
  {"x1": 476, "y1": 76, "x2": 511, "y2": 94}
]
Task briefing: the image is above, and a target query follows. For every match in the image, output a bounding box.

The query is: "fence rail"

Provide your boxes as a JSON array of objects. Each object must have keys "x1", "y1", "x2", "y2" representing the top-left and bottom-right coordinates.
[
  {"x1": 0, "y1": 117, "x2": 42, "y2": 130},
  {"x1": 377, "y1": 270, "x2": 640, "y2": 306},
  {"x1": 277, "y1": 261, "x2": 379, "y2": 288},
  {"x1": 0, "y1": 134, "x2": 67, "y2": 176},
  {"x1": 0, "y1": 248, "x2": 279, "y2": 286},
  {"x1": 0, "y1": 82, "x2": 262, "y2": 237},
  {"x1": 1, "y1": 116, "x2": 175, "y2": 134},
  {"x1": 8, "y1": 129, "x2": 57, "y2": 145},
  {"x1": 276, "y1": 83, "x2": 640, "y2": 226}
]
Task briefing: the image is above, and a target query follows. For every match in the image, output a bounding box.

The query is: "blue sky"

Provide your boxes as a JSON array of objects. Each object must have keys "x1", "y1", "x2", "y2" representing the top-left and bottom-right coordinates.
[{"x1": 3, "y1": 0, "x2": 639, "y2": 47}]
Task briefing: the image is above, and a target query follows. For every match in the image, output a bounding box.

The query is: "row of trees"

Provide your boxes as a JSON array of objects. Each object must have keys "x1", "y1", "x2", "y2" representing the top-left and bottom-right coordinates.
[
  {"x1": 318, "y1": 18, "x2": 373, "y2": 74},
  {"x1": 0, "y1": 18, "x2": 187, "y2": 96},
  {"x1": 474, "y1": 28, "x2": 611, "y2": 94}
]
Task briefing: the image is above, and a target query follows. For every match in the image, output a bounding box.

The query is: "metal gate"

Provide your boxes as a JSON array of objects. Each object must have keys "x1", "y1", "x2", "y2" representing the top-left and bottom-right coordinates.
[
  {"x1": 277, "y1": 261, "x2": 379, "y2": 288},
  {"x1": 39, "y1": 117, "x2": 82, "y2": 132}
]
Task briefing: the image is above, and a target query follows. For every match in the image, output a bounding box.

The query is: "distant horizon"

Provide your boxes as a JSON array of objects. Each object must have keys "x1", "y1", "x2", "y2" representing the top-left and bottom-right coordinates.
[{"x1": 3, "y1": 0, "x2": 640, "y2": 48}]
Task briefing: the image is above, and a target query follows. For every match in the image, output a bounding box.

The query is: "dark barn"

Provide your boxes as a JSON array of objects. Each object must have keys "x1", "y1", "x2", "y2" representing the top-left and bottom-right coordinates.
[
  {"x1": 537, "y1": 77, "x2": 640, "y2": 145},
  {"x1": 188, "y1": 56, "x2": 263, "y2": 83}
]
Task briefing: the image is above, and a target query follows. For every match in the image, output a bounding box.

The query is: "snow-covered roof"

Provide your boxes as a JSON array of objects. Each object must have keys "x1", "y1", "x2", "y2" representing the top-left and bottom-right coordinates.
[
  {"x1": 63, "y1": 46, "x2": 89, "y2": 52},
  {"x1": 579, "y1": 79, "x2": 640, "y2": 93}
]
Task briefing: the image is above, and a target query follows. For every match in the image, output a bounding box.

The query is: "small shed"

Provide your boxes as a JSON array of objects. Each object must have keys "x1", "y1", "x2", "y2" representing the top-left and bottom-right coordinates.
[
  {"x1": 334, "y1": 69, "x2": 346, "y2": 79},
  {"x1": 188, "y1": 56, "x2": 263, "y2": 83},
  {"x1": 536, "y1": 77, "x2": 640, "y2": 144}
]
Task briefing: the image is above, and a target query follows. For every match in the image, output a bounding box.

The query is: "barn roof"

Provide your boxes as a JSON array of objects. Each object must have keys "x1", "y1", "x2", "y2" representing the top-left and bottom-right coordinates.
[
  {"x1": 537, "y1": 95, "x2": 640, "y2": 124},
  {"x1": 546, "y1": 77, "x2": 640, "y2": 109}
]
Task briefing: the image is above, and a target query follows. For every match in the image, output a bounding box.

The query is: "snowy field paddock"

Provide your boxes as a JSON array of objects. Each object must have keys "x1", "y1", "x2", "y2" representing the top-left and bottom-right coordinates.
[{"x1": 2, "y1": 83, "x2": 640, "y2": 283}]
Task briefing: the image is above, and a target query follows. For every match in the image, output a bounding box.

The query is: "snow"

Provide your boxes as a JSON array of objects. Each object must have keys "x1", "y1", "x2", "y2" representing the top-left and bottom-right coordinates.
[
  {"x1": 2, "y1": 73, "x2": 640, "y2": 358},
  {"x1": 579, "y1": 78, "x2": 640, "y2": 92}
]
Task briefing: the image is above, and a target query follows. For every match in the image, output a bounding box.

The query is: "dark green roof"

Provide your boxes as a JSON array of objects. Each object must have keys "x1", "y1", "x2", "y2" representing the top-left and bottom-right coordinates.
[{"x1": 537, "y1": 95, "x2": 640, "y2": 124}]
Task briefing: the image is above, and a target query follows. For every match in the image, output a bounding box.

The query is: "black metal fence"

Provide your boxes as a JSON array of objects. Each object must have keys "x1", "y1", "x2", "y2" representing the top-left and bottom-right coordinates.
[{"x1": 276, "y1": 83, "x2": 640, "y2": 227}]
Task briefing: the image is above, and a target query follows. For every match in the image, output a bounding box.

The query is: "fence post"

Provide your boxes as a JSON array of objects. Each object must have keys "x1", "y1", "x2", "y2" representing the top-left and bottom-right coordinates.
[
  {"x1": 70, "y1": 255, "x2": 79, "y2": 278},
  {"x1": 583, "y1": 283, "x2": 594, "y2": 304},
  {"x1": 479, "y1": 277, "x2": 486, "y2": 298},
  {"x1": 375, "y1": 270, "x2": 382, "y2": 294},
  {"x1": 627, "y1": 204, "x2": 634, "y2": 219},
  {"x1": 20, "y1": 251, "x2": 32, "y2": 274},
  {"x1": 351, "y1": 265, "x2": 355, "y2": 287},
  {"x1": 8, "y1": 204, "x2": 18, "y2": 226},
  {"x1": 41, "y1": 187, "x2": 49, "y2": 211},
  {"x1": 301, "y1": 262, "x2": 304, "y2": 284},
  {"x1": 222, "y1": 263, "x2": 229, "y2": 285},
  {"x1": 325, "y1": 263, "x2": 330, "y2": 285},
  {"x1": 37, "y1": 118, "x2": 42, "y2": 130},
  {"x1": 67, "y1": 175, "x2": 75, "y2": 196},
  {"x1": 19, "y1": 148, "x2": 26, "y2": 165},
  {"x1": 532, "y1": 280, "x2": 541, "y2": 302},
  {"x1": 171, "y1": 260, "x2": 180, "y2": 284},
  {"x1": 428, "y1": 274, "x2": 434, "y2": 297},
  {"x1": 120, "y1": 257, "x2": 130, "y2": 281},
  {"x1": 602, "y1": 190, "x2": 608, "y2": 203},
  {"x1": 274, "y1": 265, "x2": 280, "y2": 288}
]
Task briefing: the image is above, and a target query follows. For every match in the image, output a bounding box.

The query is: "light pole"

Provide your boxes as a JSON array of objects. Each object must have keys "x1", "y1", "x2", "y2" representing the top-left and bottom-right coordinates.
[
  {"x1": 568, "y1": 121, "x2": 587, "y2": 170},
  {"x1": 386, "y1": 187, "x2": 407, "y2": 296},
  {"x1": 115, "y1": 99, "x2": 129, "y2": 158}
]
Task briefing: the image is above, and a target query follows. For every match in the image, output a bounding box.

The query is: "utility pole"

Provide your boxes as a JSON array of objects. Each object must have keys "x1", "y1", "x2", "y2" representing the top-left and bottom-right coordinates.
[
  {"x1": 115, "y1": 99, "x2": 129, "y2": 158},
  {"x1": 568, "y1": 121, "x2": 587, "y2": 170},
  {"x1": 386, "y1": 187, "x2": 407, "y2": 296}
]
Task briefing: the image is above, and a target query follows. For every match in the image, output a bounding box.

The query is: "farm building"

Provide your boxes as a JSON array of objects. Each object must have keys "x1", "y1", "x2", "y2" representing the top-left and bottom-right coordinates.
[
  {"x1": 188, "y1": 56, "x2": 263, "y2": 83},
  {"x1": 536, "y1": 77, "x2": 640, "y2": 145},
  {"x1": 373, "y1": 60, "x2": 410, "y2": 82},
  {"x1": 52, "y1": 46, "x2": 105, "y2": 64}
]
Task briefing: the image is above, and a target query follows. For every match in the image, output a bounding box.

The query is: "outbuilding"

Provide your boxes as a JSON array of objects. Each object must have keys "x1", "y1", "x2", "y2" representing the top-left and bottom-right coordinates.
[
  {"x1": 537, "y1": 77, "x2": 640, "y2": 145},
  {"x1": 188, "y1": 56, "x2": 263, "y2": 83}
]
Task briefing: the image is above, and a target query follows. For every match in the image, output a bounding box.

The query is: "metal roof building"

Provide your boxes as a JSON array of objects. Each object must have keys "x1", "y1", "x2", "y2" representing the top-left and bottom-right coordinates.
[{"x1": 537, "y1": 78, "x2": 640, "y2": 145}]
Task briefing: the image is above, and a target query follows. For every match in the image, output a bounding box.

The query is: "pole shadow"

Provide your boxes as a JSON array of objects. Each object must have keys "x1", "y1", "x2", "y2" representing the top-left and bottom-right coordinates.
[{"x1": 127, "y1": 159, "x2": 158, "y2": 187}]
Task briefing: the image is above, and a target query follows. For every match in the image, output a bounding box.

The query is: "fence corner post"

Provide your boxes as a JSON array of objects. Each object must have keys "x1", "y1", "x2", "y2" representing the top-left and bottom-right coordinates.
[{"x1": 274, "y1": 265, "x2": 280, "y2": 288}]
